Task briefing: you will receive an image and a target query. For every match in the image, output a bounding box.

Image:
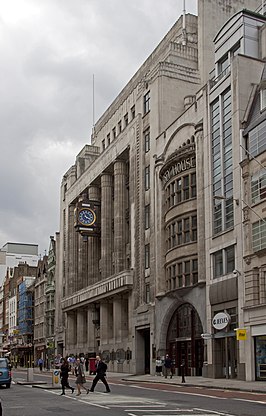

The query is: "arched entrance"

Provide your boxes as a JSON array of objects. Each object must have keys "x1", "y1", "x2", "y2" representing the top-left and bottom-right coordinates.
[{"x1": 166, "y1": 303, "x2": 203, "y2": 376}]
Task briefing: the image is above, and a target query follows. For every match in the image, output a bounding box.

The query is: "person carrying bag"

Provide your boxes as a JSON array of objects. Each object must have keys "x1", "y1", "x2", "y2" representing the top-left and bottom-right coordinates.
[{"x1": 89, "y1": 355, "x2": 110, "y2": 393}]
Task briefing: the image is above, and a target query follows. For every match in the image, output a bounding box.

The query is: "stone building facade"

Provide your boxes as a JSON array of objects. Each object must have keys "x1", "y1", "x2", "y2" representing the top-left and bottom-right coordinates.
[
  {"x1": 56, "y1": 0, "x2": 265, "y2": 379},
  {"x1": 34, "y1": 256, "x2": 48, "y2": 363}
]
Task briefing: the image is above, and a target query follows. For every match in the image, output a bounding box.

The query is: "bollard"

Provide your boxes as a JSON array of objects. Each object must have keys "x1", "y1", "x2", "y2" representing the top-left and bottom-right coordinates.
[
  {"x1": 181, "y1": 362, "x2": 185, "y2": 383},
  {"x1": 52, "y1": 369, "x2": 60, "y2": 387},
  {"x1": 27, "y1": 367, "x2": 34, "y2": 382}
]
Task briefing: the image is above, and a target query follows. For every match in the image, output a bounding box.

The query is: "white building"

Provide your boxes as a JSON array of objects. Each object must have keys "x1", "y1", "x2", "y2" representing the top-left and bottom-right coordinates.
[
  {"x1": 56, "y1": 0, "x2": 265, "y2": 380},
  {"x1": 0, "y1": 242, "x2": 39, "y2": 286}
]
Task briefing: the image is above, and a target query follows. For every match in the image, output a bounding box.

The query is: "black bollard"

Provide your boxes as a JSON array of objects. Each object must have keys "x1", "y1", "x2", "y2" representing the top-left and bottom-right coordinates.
[{"x1": 181, "y1": 362, "x2": 185, "y2": 383}]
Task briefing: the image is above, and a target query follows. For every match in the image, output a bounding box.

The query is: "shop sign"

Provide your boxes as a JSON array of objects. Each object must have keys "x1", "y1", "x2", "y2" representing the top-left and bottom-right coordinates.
[
  {"x1": 162, "y1": 156, "x2": 196, "y2": 184},
  {"x1": 236, "y1": 329, "x2": 247, "y2": 341},
  {"x1": 212, "y1": 312, "x2": 230, "y2": 330}
]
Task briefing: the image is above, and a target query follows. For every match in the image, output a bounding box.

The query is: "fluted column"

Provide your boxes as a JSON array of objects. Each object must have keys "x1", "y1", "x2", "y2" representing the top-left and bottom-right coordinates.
[
  {"x1": 195, "y1": 121, "x2": 205, "y2": 283},
  {"x1": 113, "y1": 297, "x2": 128, "y2": 342},
  {"x1": 101, "y1": 173, "x2": 113, "y2": 279},
  {"x1": 87, "y1": 307, "x2": 97, "y2": 352},
  {"x1": 154, "y1": 158, "x2": 165, "y2": 296},
  {"x1": 66, "y1": 311, "x2": 77, "y2": 346},
  {"x1": 114, "y1": 160, "x2": 127, "y2": 274},
  {"x1": 68, "y1": 205, "x2": 77, "y2": 294},
  {"x1": 77, "y1": 308, "x2": 87, "y2": 346},
  {"x1": 77, "y1": 233, "x2": 86, "y2": 290},
  {"x1": 100, "y1": 302, "x2": 113, "y2": 345},
  {"x1": 88, "y1": 185, "x2": 101, "y2": 284},
  {"x1": 100, "y1": 302, "x2": 109, "y2": 345}
]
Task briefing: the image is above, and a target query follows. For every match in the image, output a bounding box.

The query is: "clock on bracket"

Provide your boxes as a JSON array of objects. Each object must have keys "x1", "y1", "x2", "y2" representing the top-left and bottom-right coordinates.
[{"x1": 78, "y1": 208, "x2": 96, "y2": 226}]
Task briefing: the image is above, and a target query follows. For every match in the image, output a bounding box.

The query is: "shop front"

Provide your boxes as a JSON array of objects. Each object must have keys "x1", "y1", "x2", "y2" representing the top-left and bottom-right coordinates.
[
  {"x1": 254, "y1": 335, "x2": 266, "y2": 380},
  {"x1": 166, "y1": 303, "x2": 204, "y2": 376}
]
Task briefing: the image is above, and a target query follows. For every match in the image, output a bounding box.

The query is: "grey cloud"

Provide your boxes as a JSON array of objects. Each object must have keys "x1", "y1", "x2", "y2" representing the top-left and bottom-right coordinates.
[{"x1": 0, "y1": 0, "x2": 197, "y2": 254}]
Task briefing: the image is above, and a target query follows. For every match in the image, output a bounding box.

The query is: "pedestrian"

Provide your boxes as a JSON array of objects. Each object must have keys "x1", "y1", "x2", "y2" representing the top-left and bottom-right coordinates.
[
  {"x1": 60, "y1": 358, "x2": 75, "y2": 395},
  {"x1": 164, "y1": 354, "x2": 172, "y2": 378},
  {"x1": 37, "y1": 357, "x2": 44, "y2": 372},
  {"x1": 75, "y1": 357, "x2": 89, "y2": 395},
  {"x1": 89, "y1": 355, "x2": 110, "y2": 393},
  {"x1": 67, "y1": 355, "x2": 76, "y2": 374},
  {"x1": 180, "y1": 360, "x2": 186, "y2": 383},
  {"x1": 155, "y1": 356, "x2": 163, "y2": 376},
  {"x1": 84, "y1": 356, "x2": 89, "y2": 372}
]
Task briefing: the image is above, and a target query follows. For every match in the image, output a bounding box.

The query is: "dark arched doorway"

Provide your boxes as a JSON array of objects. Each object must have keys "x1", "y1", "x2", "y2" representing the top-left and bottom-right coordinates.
[{"x1": 166, "y1": 303, "x2": 203, "y2": 376}]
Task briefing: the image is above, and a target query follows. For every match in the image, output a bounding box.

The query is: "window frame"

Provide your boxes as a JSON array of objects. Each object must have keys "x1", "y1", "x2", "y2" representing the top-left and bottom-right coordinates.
[
  {"x1": 145, "y1": 165, "x2": 150, "y2": 190},
  {"x1": 144, "y1": 129, "x2": 150, "y2": 153},
  {"x1": 144, "y1": 243, "x2": 150, "y2": 269},
  {"x1": 144, "y1": 204, "x2": 150, "y2": 229},
  {"x1": 213, "y1": 245, "x2": 235, "y2": 278},
  {"x1": 143, "y1": 91, "x2": 150, "y2": 114}
]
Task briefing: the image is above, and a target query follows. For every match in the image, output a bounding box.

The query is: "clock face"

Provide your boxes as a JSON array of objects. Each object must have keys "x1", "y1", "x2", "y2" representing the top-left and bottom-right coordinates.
[{"x1": 78, "y1": 208, "x2": 96, "y2": 226}]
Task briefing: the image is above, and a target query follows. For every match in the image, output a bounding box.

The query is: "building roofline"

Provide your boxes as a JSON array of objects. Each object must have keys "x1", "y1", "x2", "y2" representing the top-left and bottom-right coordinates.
[{"x1": 214, "y1": 8, "x2": 266, "y2": 43}]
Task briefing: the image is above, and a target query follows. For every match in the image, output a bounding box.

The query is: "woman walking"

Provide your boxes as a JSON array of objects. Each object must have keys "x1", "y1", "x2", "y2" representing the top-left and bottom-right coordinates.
[
  {"x1": 75, "y1": 357, "x2": 89, "y2": 395},
  {"x1": 60, "y1": 358, "x2": 74, "y2": 395}
]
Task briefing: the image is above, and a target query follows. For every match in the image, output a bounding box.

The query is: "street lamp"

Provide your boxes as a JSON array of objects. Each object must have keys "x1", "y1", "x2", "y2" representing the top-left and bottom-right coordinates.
[
  {"x1": 214, "y1": 194, "x2": 266, "y2": 223},
  {"x1": 213, "y1": 194, "x2": 239, "y2": 205}
]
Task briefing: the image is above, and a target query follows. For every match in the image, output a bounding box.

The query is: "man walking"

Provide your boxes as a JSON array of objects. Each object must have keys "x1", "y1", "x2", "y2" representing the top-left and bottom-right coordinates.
[
  {"x1": 37, "y1": 357, "x2": 44, "y2": 372},
  {"x1": 164, "y1": 354, "x2": 172, "y2": 378},
  {"x1": 89, "y1": 355, "x2": 110, "y2": 393}
]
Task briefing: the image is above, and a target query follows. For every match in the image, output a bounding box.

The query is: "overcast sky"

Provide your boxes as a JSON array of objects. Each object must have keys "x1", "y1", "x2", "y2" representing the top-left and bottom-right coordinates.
[{"x1": 0, "y1": 0, "x2": 197, "y2": 256}]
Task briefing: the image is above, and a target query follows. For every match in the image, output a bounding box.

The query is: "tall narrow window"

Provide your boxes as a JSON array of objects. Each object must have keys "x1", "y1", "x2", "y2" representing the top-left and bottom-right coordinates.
[
  {"x1": 124, "y1": 113, "x2": 129, "y2": 127},
  {"x1": 145, "y1": 165, "x2": 150, "y2": 190},
  {"x1": 144, "y1": 129, "x2": 150, "y2": 152},
  {"x1": 183, "y1": 175, "x2": 189, "y2": 200},
  {"x1": 112, "y1": 127, "x2": 116, "y2": 139},
  {"x1": 145, "y1": 283, "x2": 150, "y2": 303},
  {"x1": 211, "y1": 88, "x2": 233, "y2": 234},
  {"x1": 145, "y1": 204, "x2": 150, "y2": 229},
  {"x1": 144, "y1": 91, "x2": 150, "y2": 114},
  {"x1": 260, "y1": 89, "x2": 266, "y2": 111},
  {"x1": 145, "y1": 244, "x2": 150, "y2": 269},
  {"x1": 131, "y1": 105, "x2": 136, "y2": 119}
]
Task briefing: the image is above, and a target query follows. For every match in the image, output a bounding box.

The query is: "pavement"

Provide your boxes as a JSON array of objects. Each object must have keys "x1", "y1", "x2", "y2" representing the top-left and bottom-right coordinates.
[
  {"x1": 14, "y1": 367, "x2": 266, "y2": 394},
  {"x1": 121, "y1": 373, "x2": 266, "y2": 394}
]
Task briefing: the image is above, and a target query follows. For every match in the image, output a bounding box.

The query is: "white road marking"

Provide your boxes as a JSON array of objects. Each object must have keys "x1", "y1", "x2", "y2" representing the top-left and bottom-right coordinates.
[
  {"x1": 194, "y1": 409, "x2": 234, "y2": 416},
  {"x1": 233, "y1": 398, "x2": 266, "y2": 405}
]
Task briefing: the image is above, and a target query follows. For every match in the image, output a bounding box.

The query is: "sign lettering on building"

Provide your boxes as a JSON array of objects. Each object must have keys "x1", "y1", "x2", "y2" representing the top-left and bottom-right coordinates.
[
  {"x1": 212, "y1": 312, "x2": 231, "y2": 330},
  {"x1": 236, "y1": 329, "x2": 247, "y2": 341},
  {"x1": 162, "y1": 156, "x2": 196, "y2": 184}
]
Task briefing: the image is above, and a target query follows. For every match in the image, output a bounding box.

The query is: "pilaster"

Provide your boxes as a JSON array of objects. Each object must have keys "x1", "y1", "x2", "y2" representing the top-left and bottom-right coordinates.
[
  {"x1": 66, "y1": 311, "x2": 77, "y2": 346},
  {"x1": 77, "y1": 308, "x2": 87, "y2": 346},
  {"x1": 113, "y1": 297, "x2": 129, "y2": 343},
  {"x1": 100, "y1": 302, "x2": 113, "y2": 346},
  {"x1": 101, "y1": 173, "x2": 113, "y2": 279},
  {"x1": 114, "y1": 160, "x2": 127, "y2": 273},
  {"x1": 88, "y1": 185, "x2": 101, "y2": 284},
  {"x1": 68, "y1": 205, "x2": 77, "y2": 294},
  {"x1": 87, "y1": 307, "x2": 97, "y2": 352},
  {"x1": 195, "y1": 121, "x2": 205, "y2": 283}
]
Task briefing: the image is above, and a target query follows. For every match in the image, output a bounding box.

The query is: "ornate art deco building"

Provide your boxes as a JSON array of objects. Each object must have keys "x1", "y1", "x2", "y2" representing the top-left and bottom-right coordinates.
[{"x1": 56, "y1": 0, "x2": 265, "y2": 379}]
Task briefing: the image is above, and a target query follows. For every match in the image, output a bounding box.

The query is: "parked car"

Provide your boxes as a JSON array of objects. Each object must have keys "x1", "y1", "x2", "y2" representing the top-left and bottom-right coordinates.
[{"x1": 0, "y1": 357, "x2": 11, "y2": 388}]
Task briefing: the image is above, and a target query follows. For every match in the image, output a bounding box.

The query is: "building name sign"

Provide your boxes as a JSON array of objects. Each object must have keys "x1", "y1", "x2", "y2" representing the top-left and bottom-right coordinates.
[
  {"x1": 212, "y1": 312, "x2": 231, "y2": 330},
  {"x1": 163, "y1": 156, "x2": 195, "y2": 184}
]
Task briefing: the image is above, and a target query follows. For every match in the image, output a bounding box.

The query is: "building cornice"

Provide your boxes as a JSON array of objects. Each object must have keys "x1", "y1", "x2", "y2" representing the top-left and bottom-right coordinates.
[{"x1": 62, "y1": 270, "x2": 133, "y2": 312}]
